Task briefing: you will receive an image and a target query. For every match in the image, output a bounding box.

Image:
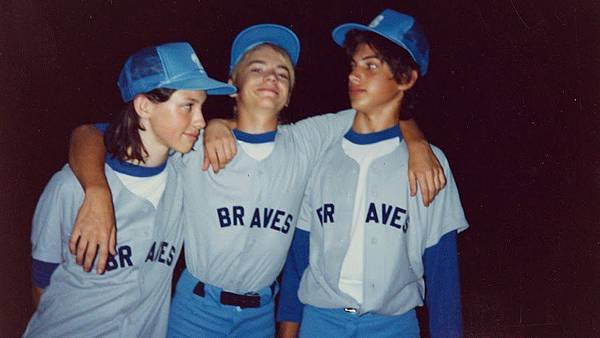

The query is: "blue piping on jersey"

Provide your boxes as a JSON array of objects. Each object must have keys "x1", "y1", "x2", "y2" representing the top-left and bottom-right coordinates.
[
  {"x1": 344, "y1": 125, "x2": 402, "y2": 145},
  {"x1": 105, "y1": 155, "x2": 167, "y2": 177},
  {"x1": 93, "y1": 122, "x2": 167, "y2": 177},
  {"x1": 32, "y1": 258, "x2": 60, "y2": 289},
  {"x1": 233, "y1": 129, "x2": 276, "y2": 144}
]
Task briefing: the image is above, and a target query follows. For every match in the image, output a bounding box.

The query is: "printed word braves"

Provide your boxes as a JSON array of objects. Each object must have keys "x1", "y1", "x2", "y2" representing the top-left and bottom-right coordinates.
[
  {"x1": 105, "y1": 242, "x2": 177, "y2": 272},
  {"x1": 106, "y1": 245, "x2": 133, "y2": 271},
  {"x1": 217, "y1": 206, "x2": 292, "y2": 234},
  {"x1": 145, "y1": 241, "x2": 177, "y2": 266},
  {"x1": 317, "y1": 202, "x2": 409, "y2": 232}
]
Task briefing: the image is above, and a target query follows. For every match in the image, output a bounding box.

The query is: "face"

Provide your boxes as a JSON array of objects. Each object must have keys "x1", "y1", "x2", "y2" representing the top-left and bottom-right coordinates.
[
  {"x1": 348, "y1": 43, "x2": 404, "y2": 114},
  {"x1": 232, "y1": 45, "x2": 293, "y2": 114},
  {"x1": 145, "y1": 89, "x2": 207, "y2": 153}
]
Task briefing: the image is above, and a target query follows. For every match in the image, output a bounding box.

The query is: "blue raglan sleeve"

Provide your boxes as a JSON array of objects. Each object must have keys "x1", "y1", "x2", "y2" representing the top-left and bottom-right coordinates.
[
  {"x1": 277, "y1": 228, "x2": 310, "y2": 323},
  {"x1": 423, "y1": 230, "x2": 463, "y2": 338}
]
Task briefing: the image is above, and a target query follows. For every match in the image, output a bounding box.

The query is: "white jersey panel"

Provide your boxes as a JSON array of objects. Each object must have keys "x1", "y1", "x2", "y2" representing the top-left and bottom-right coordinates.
[
  {"x1": 338, "y1": 137, "x2": 399, "y2": 304},
  {"x1": 298, "y1": 139, "x2": 469, "y2": 316}
]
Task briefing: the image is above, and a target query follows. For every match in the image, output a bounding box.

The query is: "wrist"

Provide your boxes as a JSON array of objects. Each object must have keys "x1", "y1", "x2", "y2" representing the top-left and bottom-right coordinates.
[{"x1": 83, "y1": 183, "x2": 111, "y2": 196}]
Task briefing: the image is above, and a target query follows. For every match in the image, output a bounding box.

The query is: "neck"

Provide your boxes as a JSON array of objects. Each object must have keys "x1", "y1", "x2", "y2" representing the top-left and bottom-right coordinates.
[
  {"x1": 235, "y1": 103, "x2": 279, "y2": 133},
  {"x1": 352, "y1": 98, "x2": 402, "y2": 133},
  {"x1": 136, "y1": 129, "x2": 169, "y2": 167}
]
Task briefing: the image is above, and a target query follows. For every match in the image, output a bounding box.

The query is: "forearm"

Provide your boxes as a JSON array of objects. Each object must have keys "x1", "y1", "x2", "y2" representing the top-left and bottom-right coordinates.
[
  {"x1": 277, "y1": 321, "x2": 300, "y2": 338},
  {"x1": 68, "y1": 124, "x2": 109, "y2": 191},
  {"x1": 209, "y1": 118, "x2": 237, "y2": 130},
  {"x1": 67, "y1": 124, "x2": 116, "y2": 273},
  {"x1": 32, "y1": 286, "x2": 43, "y2": 309},
  {"x1": 399, "y1": 118, "x2": 426, "y2": 144}
]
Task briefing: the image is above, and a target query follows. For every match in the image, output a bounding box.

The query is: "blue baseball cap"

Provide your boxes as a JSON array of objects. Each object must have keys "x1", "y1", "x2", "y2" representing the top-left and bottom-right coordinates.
[
  {"x1": 332, "y1": 9, "x2": 430, "y2": 75},
  {"x1": 229, "y1": 24, "x2": 300, "y2": 74},
  {"x1": 118, "y1": 42, "x2": 236, "y2": 102}
]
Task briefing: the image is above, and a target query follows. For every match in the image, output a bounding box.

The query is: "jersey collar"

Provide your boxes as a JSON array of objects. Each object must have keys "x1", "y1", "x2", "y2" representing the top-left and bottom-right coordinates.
[
  {"x1": 105, "y1": 155, "x2": 167, "y2": 177},
  {"x1": 344, "y1": 125, "x2": 402, "y2": 145},
  {"x1": 233, "y1": 129, "x2": 277, "y2": 144}
]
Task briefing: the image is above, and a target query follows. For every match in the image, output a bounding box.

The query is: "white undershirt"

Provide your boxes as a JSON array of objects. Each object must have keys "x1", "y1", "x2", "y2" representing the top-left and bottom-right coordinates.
[
  {"x1": 238, "y1": 140, "x2": 274, "y2": 161},
  {"x1": 338, "y1": 137, "x2": 399, "y2": 304},
  {"x1": 114, "y1": 170, "x2": 167, "y2": 208}
]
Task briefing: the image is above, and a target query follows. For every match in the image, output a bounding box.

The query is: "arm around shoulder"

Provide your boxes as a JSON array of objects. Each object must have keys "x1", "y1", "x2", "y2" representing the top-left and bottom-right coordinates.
[
  {"x1": 68, "y1": 124, "x2": 116, "y2": 274},
  {"x1": 399, "y1": 119, "x2": 446, "y2": 207}
]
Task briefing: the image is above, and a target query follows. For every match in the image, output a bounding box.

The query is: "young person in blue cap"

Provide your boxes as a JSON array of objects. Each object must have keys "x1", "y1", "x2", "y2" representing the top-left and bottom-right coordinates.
[
  {"x1": 24, "y1": 42, "x2": 234, "y2": 337},
  {"x1": 277, "y1": 9, "x2": 468, "y2": 338},
  {"x1": 65, "y1": 23, "x2": 446, "y2": 337}
]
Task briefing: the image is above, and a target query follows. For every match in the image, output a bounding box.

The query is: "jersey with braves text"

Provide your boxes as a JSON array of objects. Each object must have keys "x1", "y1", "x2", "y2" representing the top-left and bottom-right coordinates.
[
  {"x1": 25, "y1": 159, "x2": 184, "y2": 338},
  {"x1": 297, "y1": 126, "x2": 469, "y2": 316},
  {"x1": 178, "y1": 110, "x2": 354, "y2": 294}
]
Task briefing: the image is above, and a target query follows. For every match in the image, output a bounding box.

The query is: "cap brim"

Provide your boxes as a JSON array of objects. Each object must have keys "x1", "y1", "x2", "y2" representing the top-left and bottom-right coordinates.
[
  {"x1": 166, "y1": 76, "x2": 236, "y2": 96},
  {"x1": 230, "y1": 24, "x2": 300, "y2": 72},
  {"x1": 332, "y1": 23, "x2": 418, "y2": 69}
]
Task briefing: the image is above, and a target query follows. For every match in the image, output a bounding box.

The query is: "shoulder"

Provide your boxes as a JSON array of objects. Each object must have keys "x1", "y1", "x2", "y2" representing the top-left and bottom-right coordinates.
[
  {"x1": 279, "y1": 109, "x2": 356, "y2": 134},
  {"x1": 43, "y1": 165, "x2": 84, "y2": 198},
  {"x1": 430, "y1": 144, "x2": 451, "y2": 169}
]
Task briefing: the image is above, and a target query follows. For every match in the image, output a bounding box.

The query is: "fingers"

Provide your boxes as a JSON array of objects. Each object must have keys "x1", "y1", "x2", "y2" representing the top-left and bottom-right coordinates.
[
  {"x1": 425, "y1": 170, "x2": 437, "y2": 207},
  {"x1": 69, "y1": 229, "x2": 81, "y2": 255},
  {"x1": 96, "y1": 233, "x2": 110, "y2": 274},
  {"x1": 205, "y1": 140, "x2": 237, "y2": 173},
  {"x1": 408, "y1": 171, "x2": 417, "y2": 197},
  {"x1": 75, "y1": 237, "x2": 89, "y2": 269},
  {"x1": 83, "y1": 242, "x2": 98, "y2": 273},
  {"x1": 109, "y1": 227, "x2": 117, "y2": 256},
  {"x1": 205, "y1": 145, "x2": 221, "y2": 173},
  {"x1": 202, "y1": 150, "x2": 210, "y2": 171},
  {"x1": 437, "y1": 168, "x2": 447, "y2": 190},
  {"x1": 417, "y1": 172, "x2": 432, "y2": 207}
]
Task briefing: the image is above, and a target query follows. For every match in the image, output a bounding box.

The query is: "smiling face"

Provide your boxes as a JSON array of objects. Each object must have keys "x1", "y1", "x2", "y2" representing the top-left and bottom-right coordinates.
[
  {"x1": 142, "y1": 89, "x2": 207, "y2": 154},
  {"x1": 231, "y1": 44, "x2": 294, "y2": 117}
]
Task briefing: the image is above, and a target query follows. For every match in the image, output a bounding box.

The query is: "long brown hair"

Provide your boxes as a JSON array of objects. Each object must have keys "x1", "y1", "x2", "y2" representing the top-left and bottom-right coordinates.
[{"x1": 105, "y1": 88, "x2": 176, "y2": 163}]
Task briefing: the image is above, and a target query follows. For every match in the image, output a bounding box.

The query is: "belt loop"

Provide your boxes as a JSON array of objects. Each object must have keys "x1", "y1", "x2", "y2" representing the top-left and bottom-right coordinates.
[{"x1": 193, "y1": 281, "x2": 205, "y2": 297}]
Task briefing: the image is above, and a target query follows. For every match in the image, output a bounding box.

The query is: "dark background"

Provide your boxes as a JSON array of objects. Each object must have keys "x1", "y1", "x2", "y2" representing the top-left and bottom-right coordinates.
[{"x1": 1, "y1": 0, "x2": 598, "y2": 336}]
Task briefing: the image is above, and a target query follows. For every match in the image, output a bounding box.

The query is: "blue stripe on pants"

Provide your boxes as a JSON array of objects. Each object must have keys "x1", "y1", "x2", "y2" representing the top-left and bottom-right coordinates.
[
  {"x1": 167, "y1": 269, "x2": 276, "y2": 338},
  {"x1": 299, "y1": 305, "x2": 420, "y2": 338}
]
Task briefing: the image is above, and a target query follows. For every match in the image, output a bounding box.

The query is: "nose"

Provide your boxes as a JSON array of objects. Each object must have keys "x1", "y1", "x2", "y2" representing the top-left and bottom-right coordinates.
[
  {"x1": 348, "y1": 68, "x2": 360, "y2": 84},
  {"x1": 263, "y1": 69, "x2": 278, "y2": 82},
  {"x1": 192, "y1": 108, "x2": 206, "y2": 130}
]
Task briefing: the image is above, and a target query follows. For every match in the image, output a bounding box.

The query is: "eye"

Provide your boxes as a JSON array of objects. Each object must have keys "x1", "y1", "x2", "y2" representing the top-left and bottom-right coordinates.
[
  {"x1": 250, "y1": 67, "x2": 263, "y2": 73},
  {"x1": 182, "y1": 103, "x2": 193, "y2": 112},
  {"x1": 276, "y1": 72, "x2": 289, "y2": 80},
  {"x1": 367, "y1": 63, "x2": 378, "y2": 70}
]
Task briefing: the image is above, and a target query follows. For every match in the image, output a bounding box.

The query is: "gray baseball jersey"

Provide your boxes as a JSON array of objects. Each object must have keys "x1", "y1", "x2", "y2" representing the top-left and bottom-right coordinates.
[
  {"x1": 179, "y1": 110, "x2": 354, "y2": 294},
  {"x1": 24, "y1": 160, "x2": 184, "y2": 338},
  {"x1": 297, "y1": 130, "x2": 468, "y2": 316}
]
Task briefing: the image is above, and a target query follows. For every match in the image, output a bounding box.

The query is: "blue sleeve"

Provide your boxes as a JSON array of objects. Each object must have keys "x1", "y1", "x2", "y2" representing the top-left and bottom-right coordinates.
[
  {"x1": 423, "y1": 230, "x2": 463, "y2": 338},
  {"x1": 32, "y1": 258, "x2": 60, "y2": 289},
  {"x1": 277, "y1": 228, "x2": 309, "y2": 323},
  {"x1": 93, "y1": 122, "x2": 108, "y2": 134}
]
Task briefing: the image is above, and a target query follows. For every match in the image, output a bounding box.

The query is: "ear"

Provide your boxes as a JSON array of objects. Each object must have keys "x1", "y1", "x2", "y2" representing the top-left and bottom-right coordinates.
[
  {"x1": 397, "y1": 70, "x2": 419, "y2": 91},
  {"x1": 228, "y1": 79, "x2": 238, "y2": 98},
  {"x1": 133, "y1": 94, "x2": 153, "y2": 119}
]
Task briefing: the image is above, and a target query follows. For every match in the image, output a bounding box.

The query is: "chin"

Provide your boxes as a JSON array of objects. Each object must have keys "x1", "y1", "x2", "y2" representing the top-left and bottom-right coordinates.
[{"x1": 171, "y1": 142, "x2": 194, "y2": 154}]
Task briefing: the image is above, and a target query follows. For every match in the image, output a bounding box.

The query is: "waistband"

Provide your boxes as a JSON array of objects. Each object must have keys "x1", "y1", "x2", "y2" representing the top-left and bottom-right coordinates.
[{"x1": 177, "y1": 269, "x2": 277, "y2": 309}]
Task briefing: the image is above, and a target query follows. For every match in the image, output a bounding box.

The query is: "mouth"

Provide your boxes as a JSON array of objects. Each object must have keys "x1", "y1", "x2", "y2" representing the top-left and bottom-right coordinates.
[
  {"x1": 349, "y1": 87, "x2": 366, "y2": 96},
  {"x1": 183, "y1": 132, "x2": 199, "y2": 140},
  {"x1": 257, "y1": 87, "x2": 279, "y2": 97}
]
